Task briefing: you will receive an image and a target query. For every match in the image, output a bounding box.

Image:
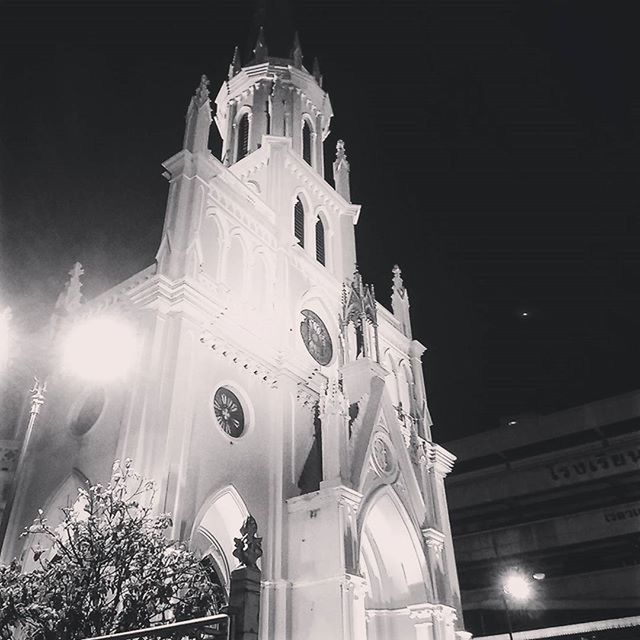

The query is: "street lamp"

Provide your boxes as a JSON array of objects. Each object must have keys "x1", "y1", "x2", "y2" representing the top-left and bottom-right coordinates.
[
  {"x1": 60, "y1": 315, "x2": 139, "y2": 383},
  {"x1": 501, "y1": 571, "x2": 533, "y2": 640},
  {"x1": 0, "y1": 312, "x2": 138, "y2": 560}
]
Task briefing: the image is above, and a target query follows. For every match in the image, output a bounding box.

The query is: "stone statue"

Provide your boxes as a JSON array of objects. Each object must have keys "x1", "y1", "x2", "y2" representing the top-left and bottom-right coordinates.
[{"x1": 233, "y1": 515, "x2": 263, "y2": 569}]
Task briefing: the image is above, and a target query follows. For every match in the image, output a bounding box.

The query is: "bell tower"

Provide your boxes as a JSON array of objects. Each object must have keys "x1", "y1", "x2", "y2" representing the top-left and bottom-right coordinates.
[{"x1": 215, "y1": 30, "x2": 331, "y2": 175}]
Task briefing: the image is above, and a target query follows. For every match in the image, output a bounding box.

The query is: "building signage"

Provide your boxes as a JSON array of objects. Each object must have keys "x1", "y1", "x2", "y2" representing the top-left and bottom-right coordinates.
[{"x1": 547, "y1": 443, "x2": 640, "y2": 484}]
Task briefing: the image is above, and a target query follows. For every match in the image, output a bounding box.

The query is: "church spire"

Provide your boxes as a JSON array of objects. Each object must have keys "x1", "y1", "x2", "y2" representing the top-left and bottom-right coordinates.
[
  {"x1": 291, "y1": 31, "x2": 303, "y2": 68},
  {"x1": 333, "y1": 140, "x2": 351, "y2": 202},
  {"x1": 183, "y1": 74, "x2": 212, "y2": 153},
  {"x1": 252, "y1": 26, "x2": 269, "y2": 63},
  {"x1": 312, "y1": 56, "x2": 322, "y2": 88},
  {"x1": 391, "y1": 265, "x2": 412, "y2": 339}
]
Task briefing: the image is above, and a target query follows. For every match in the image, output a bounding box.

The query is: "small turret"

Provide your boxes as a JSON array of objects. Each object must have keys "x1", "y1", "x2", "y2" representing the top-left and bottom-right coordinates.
[
  {"x1": 228, "y1": 46, "x2": 242, "y2": 80},
  {"x1": 333, "y1": 140, "x2": 351, "y2": 202},
  {"x1": 183, "y1": 75, "x2": 212, "y2": 153},
  {"x1": 391, "y1": 265, "x2": 412, "y2": 339}
]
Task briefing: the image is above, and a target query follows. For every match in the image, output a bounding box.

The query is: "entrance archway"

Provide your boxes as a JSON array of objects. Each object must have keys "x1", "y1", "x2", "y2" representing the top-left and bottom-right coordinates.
[
  {"x1": 359, "y1": 487, "x2": 431, "y2": 639},
  {"x1": 191, "y1": 486, "x2": 249, "y2": 592}
]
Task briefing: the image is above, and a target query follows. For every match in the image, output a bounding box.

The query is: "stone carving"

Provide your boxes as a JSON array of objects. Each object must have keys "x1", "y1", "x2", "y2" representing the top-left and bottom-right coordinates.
[
  {"x1": 194, "y1": 74, "x2": 210, "y2": 107},
  {"x1": 233, "y1": 515, "x2": 263, "y2": 569},
  {"x1": 371, "y1": 432, "x2": 397, "y2": 479},
  {"x1": 339, "y1": 270, "x2": 380, "y2": 363}
]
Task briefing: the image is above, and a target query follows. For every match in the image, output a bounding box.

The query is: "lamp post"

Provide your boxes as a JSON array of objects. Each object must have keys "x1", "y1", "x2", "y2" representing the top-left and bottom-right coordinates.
[
  {"x1": 0, "y1": 312, "x2": 138, "y2": 562},
  {"x1": 501, "y1": 572, "x2": 532, "y2": 640}
]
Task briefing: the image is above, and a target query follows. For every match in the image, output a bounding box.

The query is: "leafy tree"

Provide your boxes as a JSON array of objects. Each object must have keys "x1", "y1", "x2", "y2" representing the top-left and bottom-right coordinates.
[{"x1": 0, "y1": 460, "x2": 224, "y2": 640}]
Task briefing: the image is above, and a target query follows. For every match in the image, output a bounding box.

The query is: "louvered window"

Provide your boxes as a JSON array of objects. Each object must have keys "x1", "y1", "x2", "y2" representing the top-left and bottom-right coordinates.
[
  {"x1": 315, "y1": 218, "x2": 325, "y2": 266},
  {"x1": 236, "y1": 113, "x2": 249, "y2": 161},
  {"x1": 294, "y1": 198, "x2": 305, "y2": 247},
  {"x1": 302, "y1": 120, "x2": 312, "y2": 165}
]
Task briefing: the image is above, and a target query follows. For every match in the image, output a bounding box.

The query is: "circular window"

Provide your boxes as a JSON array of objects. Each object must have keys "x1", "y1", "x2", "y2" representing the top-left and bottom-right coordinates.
[
  {"x1": 300, "y1": 309, "x2": 333, "y2": 366},
  {"x1": 213, "y1": 387, "x2": 245, "y2": 438},
  {"x1": 70, "y1": 387, "x2": 105, "y2": 436}
]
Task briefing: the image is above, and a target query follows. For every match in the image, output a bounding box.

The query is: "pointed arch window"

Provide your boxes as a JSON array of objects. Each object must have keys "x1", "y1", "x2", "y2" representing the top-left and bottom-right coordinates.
[
  {"x1": 236, "y1": 113, "x2": 249, "y2": 161},
  {"x1": 294, "y1": 198, "x2": 305, "y2": 247},
  {"x1": 302, "y1": 120, "x2": 312, "y2": 166},
  {"x1": 315, "y1": 218, "x2": 325, "y2": 266}
]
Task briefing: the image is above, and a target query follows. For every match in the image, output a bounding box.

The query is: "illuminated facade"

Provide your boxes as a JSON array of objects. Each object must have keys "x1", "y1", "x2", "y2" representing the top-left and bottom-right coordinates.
[{"x1": 1, "y1": 29, "x2": 468, "y2": 640}]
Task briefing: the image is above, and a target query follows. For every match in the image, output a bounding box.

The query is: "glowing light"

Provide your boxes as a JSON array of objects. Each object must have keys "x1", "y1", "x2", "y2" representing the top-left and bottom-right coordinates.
[
  {"x1": 503, "y1": 573, "x2": 532, "y2": 600},
  {"x1": 521, "y1": 311, "x2": 529, "y2": 317},
  {"x1": 61, "y1": 315, "x2": 138, "y2": 383},
  {"x1": 507, "y1": 420, "x2": 517, "y2": 426},
  {"x1": 533, "y1": 572, "x2": 546, "y2": 581},
  {"x1": 0, "y1": 308, "x2": 11, "y2": 372}
]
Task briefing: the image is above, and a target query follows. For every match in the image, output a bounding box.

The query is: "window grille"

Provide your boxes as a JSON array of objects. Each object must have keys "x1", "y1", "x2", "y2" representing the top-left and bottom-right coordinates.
[
  {"x1": 302, "y1": 120, "x2": 312, "y2": 165},
  {"x1": 237, "y1": 113, "x2": 249, "y2": 161},
  {"x1": 315, "y1": 218, "x2": 325, "y2": 265},
  {"x1": 294, "y1": 198, "x2": 305, "y2": 247}
]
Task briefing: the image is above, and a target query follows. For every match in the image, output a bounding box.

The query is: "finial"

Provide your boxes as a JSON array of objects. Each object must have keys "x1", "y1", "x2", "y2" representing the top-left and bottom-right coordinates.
[
  {"x1": 391, "y1": 264, "x2": 412, "y2": 339},
  {"x1": 229, "y1": 46, "x2": 242, "y2": 79},
  {"x1": 333, "y1": 140, "x2": 351, "y2": 202},
  {"x1": 232, "y1": 515, "x2": 263, "y2": 569},
  {"x1": 291, "y1": 31, "x2": 303, "y2": 68},
  {"x1": 312, "y1": 56, "x2": 322, "y2": 87},
  {"x1": 392, "y1": 264, "x2": 404, "y2": 291},
  {"x1": 55, "y1": 262, "x2": 84, "y2": 315},
  {"x1": 194, "y1": 74, "x2": 210, "y2": 107},
  {"x1": 253, "y1": 26, "x2": 268, "y2": 63}
]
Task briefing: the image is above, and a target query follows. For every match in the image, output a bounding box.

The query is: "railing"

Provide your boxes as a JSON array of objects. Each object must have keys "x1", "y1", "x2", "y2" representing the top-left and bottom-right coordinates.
[{"x1": 82, "y1": 614, "x2": 229, "y2": 640}]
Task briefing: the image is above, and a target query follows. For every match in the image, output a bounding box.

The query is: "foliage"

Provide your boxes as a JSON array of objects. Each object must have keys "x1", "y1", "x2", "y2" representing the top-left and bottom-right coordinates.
[{"x1": 0, "y1": 460, "x2": 224, "y2": 640}]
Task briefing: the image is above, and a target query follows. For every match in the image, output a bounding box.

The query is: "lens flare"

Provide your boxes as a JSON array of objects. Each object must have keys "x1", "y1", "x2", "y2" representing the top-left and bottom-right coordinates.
[
  {"x1": 61, "y1": 315, "x2": 138, "y2": 383},
  {"x1": 503, "y1": 573, "x2": 532, "y2": 600}
]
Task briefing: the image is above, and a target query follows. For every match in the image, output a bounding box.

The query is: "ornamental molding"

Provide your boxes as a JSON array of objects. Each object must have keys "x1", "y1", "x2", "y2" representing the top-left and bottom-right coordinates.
[
  {"x1": 207, "y1": 182, "x2": 277, "y2": 248},
  {"x1": 84, "y1": 265, "x2": 156, "y2": 312},
  {"x1": 287, "y1": 485, "x2": 363, "y2": 515},
  {"x1": 431, "y1": 444, "x2": 456, "y2": 477},
  {"x1": 284, "y1": 154, "x2": 359, "y2": 218},
  {"x1": 200, "y1": 329, "x2": 278, "y2": 388},
  {"x1": 422, "y1": 527, "x2": 445, "y2": 555}
]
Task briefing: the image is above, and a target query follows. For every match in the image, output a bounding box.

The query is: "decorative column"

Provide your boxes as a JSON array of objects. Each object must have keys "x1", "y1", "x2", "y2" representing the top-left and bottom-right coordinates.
[
  {"x1": 287, "y1": 486, "x2": 366, "y2": 640},
  {"x1": 228, "y1": 515, "x2": 263, "y2": 640},
  {"x1": 408, "y1": 604, "x2": 435, "y2": 640},
  {"x1": 430, "y1": 446, "x2": 464, "y2": 623}
]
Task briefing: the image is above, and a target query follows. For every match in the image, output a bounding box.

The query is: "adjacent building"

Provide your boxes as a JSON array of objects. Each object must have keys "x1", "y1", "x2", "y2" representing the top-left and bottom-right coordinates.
[{"x1": 445, "y1": 391, "x2": 640, "y2": 637}]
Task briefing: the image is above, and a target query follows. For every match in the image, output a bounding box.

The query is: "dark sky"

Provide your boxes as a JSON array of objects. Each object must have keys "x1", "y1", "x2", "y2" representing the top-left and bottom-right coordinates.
[{"x1": 1, "y1": 1, "x2": 639, "y2": 440}]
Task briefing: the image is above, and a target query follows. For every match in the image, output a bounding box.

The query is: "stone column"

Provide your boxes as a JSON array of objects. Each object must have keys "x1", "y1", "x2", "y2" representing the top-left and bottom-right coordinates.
[{"x1": 229, "y1": 565, "x2": 262, "y2": 640}]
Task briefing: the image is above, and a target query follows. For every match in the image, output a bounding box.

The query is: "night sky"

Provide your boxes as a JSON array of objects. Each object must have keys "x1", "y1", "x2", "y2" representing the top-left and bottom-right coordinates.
[{"x1": 1, "y1": 1, "x2": 640, "y2": 441}]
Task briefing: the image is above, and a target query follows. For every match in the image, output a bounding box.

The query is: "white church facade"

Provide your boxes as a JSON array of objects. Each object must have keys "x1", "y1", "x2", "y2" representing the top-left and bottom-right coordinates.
[{"x1": 2, "y1": 27, "x2": 469, "y2": 640}]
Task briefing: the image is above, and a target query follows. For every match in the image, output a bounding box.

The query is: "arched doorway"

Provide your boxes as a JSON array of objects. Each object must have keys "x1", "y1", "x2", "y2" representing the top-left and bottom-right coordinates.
[
  {"x1": 191, "y1": 486, "x2": 249, "y2": 594},
  {"x1": 359, "y1": 487, "x2": 432, "y2": 639}
]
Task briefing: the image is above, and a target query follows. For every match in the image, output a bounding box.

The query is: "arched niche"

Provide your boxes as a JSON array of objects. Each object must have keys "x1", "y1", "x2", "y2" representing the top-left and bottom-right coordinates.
[
  {"x1": 359, "y1": 487, "x2": 432, "y2": 639},
  {"x1": 190, "y1": 486, "x2": 250, "y2": 591},
  {"x1": 21, "y1": 469, "x2": 90, "y2": 572},
  {"x1": 224, "y1": 233, "x2": 246, "y2": 297},
  {"x1": 201, "y1": 212, "x2": 224, "y2": 281},
  {"x1": 396, "y1": 359, "x2": 413, "y2": 413},
  {"x1": 251, "y1": 250, "x2": 271, "y2": 311}
]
